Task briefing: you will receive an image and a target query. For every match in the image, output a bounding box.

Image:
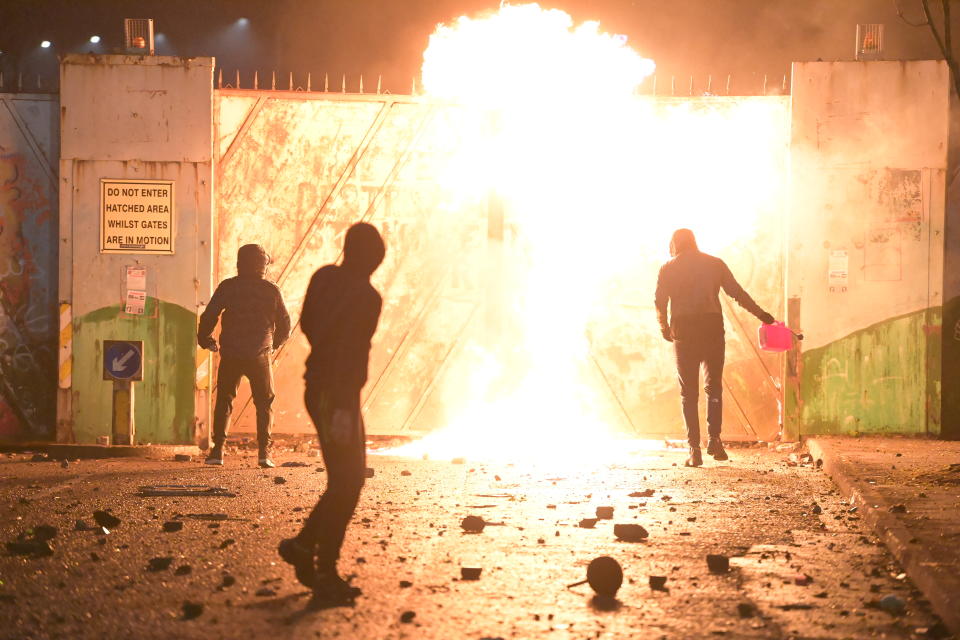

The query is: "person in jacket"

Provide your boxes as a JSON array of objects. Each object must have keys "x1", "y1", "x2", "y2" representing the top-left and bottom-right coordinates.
[
  {"x1": 654, "y1": 228, "x2": 775, "y2": 467},
  {"x1": 197, "y1": 244, "x2": 291, "y2": 468},
  {"x1": 278, "y1": 222, "x2": 385, "y2": 604}
]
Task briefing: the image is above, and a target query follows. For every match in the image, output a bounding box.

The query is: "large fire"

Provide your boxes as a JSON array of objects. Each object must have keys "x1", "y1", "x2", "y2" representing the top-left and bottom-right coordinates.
[{"x1": 389, "y1": 3, "x2": 787, "y2": 464}]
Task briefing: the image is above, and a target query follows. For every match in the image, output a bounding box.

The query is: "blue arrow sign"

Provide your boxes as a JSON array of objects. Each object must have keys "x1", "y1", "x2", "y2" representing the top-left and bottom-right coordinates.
[{"x1": 103, "y1": 341, "x2": 143, "y2": 381}]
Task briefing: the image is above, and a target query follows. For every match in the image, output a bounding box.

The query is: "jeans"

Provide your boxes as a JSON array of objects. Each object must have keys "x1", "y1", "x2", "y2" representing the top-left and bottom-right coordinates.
[
  {"x1": 296, "y1": 382, "x2": 366, "y2": 572},
  {"x1": 212, "y1": 352, "x2": 275, "y2": 452},
  {"x1": 672, "y1": 321, "x2": 725, "y2": 447}
]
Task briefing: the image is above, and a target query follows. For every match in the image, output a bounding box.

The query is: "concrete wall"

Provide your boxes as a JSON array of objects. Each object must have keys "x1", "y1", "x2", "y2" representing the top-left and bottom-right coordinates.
[
  {"x1": 58, "y1": 55, "x2": 213, "y2": 445},
  {"x1": 786, "y1": 60, "x2": 956, "y2": 438},
  {"x1": 0, "y1": 92, "x2": 59, "y2": 441}
]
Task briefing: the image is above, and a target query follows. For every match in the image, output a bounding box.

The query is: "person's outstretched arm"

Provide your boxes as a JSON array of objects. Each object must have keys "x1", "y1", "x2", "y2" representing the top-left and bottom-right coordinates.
[
  {"x1": 654, "y1": 265, "x2": 672, "y2": 341},
  {"x1": 197, "y1": 283, "x2": 227, "y2": 351},
  {"x1": 720, "y1": 261, "x2": 775, "y2": 324}
]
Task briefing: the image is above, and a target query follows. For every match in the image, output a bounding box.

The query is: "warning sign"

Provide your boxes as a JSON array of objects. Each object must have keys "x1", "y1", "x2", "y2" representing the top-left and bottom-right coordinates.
[{"x1": 100, "y1": 179, "x2": 175, "y2": 254}]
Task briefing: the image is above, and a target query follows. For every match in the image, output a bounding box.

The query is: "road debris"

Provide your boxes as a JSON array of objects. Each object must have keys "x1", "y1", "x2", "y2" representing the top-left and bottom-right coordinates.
[
  {"x1": 400, "y1": 610, "x2": 416, "y2": 623},
  {"x1": 173, "y1": 454, "x2": 192, "y2": 462},
  {"x1": 461, "y1": 515, "x2": 485, "y2": 533},
  {"x1": 614, "y1": 524, "x2": 649, "y2": 542},
  {"x1": 162, "y1": 521, "x2": 183, "y2": 532},
  {"x1": 147, "y1": 557, "x2": 174, "y2": 572},
  {"x1": 629, "y1": 489, "x2": 655, "y2": 498},
  {"x1": 648, "y1": 576, "x2": 667, "y2": 591},
  {"x1": 93, "y1": 510, "x2": 121, "y2": 529},
  {"x1": 280, "y1": 461, "x2": 310, "y2": 467},
  {"x1": 273, "y1": 476, "x2": 286, "y2": 485},
  {"x1": 182, "y1": 601, "x2": 204, "y2": 620},
  {"x1": 137, "y1": 485, "x2": 236, "y2": 497},
  {"x1": 579, "y1": 518, "x2": 598, "y2": 529},
  {"x1": 460, "y1": 567, "x2": 482, "y2": 580},
  {"x1": 706, "y1": 554, "x2": 730, "y2": 574},
  {"x1": 595, "y1": 506, "x2": 614, "y2": 519}
]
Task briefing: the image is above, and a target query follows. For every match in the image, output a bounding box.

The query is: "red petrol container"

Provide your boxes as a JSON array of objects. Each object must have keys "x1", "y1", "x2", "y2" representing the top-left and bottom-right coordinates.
[{"x1": 758, "y1": 322, "x2": 794, "y2": 352}]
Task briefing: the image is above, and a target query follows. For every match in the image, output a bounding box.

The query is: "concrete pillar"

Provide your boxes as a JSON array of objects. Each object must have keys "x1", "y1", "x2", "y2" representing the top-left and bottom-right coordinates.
[
  {"x1": 786, "y1": 60, "x2": 957, "y2": 438},
  {"x1": 58, "y1": 54, "x2": 213, "y2": 445}
]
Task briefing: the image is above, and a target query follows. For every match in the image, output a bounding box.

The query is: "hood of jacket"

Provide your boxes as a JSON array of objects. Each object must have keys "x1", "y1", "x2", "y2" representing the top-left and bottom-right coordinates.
[
  {"x1": 341, "y1": 223, "x2": 385, "y2": 278},
  {"x1": 669, "y1": 228, "x2": 699, "y2": 257},
  {"x1": 237, "y1": 244, "x2": 269, "y2": 278}
]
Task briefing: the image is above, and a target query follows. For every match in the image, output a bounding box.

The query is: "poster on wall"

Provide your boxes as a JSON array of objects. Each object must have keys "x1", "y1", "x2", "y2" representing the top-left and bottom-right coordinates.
[
  {"x1": 828, "y1": 249, "x2": 849, "y2": 286},
  {"x1": 100, "y1": 179, "x2": 175, "y2": 254},
  {"x1": 124, "y1": 290, "x2": 146, "y2": 315}
]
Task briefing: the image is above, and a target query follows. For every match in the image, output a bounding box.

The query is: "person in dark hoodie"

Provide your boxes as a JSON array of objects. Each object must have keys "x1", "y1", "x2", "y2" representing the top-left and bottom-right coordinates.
[
  {"x1": 654, "y1": 229, "x2": 776, "y2": 467},
  {"x1": 197, "y1": 244, "x2": 291, "y2": 468},
  {"x1": 278, "y1": 222, "x2": 385, "y2": 604}
]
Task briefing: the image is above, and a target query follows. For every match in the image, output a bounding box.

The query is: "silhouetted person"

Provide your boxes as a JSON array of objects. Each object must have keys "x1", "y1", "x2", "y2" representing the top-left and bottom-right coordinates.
[
  {"x1": 654, "y1": 229, "x2": 775, "y2": 467},
  {"x1": 279, "y1": 222, "x2": 385, "y2": 604},
  {"x1": 198, "y1": 244, "x2": 290, "y2": 468}
]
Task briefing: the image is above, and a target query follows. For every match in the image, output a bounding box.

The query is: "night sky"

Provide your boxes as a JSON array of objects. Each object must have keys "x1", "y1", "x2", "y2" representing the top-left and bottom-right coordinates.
[{"x1": 0, "y1": 0, "x2": 954, "y2": 93}]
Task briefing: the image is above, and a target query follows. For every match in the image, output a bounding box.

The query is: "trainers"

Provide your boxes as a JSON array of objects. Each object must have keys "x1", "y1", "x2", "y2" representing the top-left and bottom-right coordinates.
[
  {"x1": 258, "y1": 457, "x2": 276, "y2": 469},
  {"x1": 278, "y1": 537, "x2": 315, "y2": 588},
  {"x1": 707, "y1": 438, "x2": 729, "y2": 461},
  {"x1": 312, "y1": 570, "x2": 362, "y2": 603},
  {"x1": 205, "y1": 448, "x2": 224, "y2": 466},
  {"x1": 685, "y1": 446, "x2": 703, "y2": 467}
]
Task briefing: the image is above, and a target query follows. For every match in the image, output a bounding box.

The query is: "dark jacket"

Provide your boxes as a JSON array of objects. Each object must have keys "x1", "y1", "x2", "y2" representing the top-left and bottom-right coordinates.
[
  {"x1": 300, "y1": 223, "x2": 385, "y2": 409},
  {"x1": 198, "y1": 246, "x2": 291, "y2": 359},
  {"x1": 654, "y1": 250, "x2": 770, "y2": 340}
]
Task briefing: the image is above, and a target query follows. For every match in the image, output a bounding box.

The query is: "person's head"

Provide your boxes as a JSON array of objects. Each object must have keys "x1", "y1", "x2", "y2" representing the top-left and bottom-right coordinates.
[
  {"x1": 669, "y1": 228, "x2": 699, "y2": 257},
  {"x1": 237, "y1": 243, "x2": 270, "y2": 278},
  {"x1": 342, "y1": 222, "x2": 386, "y2": 277}
]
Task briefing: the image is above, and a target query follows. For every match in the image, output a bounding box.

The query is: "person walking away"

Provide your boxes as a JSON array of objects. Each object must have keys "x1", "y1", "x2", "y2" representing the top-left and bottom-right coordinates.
[
  {"x1": 654, "y1": 228, "x2": 776, "y2": 467},
  {"x1": 278, "y1": 222, "x2": 385, "y2": 603},
  {"x1": 197, "y1": 244, "x2": 290, "y2": 468}
]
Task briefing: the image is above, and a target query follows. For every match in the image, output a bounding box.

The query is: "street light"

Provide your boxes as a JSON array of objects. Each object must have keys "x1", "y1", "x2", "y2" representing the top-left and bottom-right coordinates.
[
  {"x1": 90, "y1": 35, "x2": 101, "y2": 44},
  {"x1": 40, "y1": 40, "x2": 51, "y2": 48},
  {"x1": 237, "y1": 17, "x2": 249, "y2": 26}
]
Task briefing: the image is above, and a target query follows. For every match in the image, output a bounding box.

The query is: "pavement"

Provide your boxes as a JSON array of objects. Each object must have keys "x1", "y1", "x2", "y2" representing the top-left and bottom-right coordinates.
[
  {"x1": 0, "y1": 442, "x2": 954, "y2": 640},
  {"x1": 806, "y1": 436, "x2": 960, "y2": 637}
]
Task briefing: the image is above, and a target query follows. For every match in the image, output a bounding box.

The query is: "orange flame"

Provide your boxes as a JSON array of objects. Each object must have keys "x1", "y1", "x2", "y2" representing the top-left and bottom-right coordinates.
[{"x1": 389, "y1": 4, "x2": 788, "y2": 464}]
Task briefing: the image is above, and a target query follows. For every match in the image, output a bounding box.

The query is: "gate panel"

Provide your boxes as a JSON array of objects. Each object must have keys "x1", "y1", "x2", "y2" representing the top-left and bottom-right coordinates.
[
  {"x1": 0, "y1": 93, "x2": 58, "y2": 441},
  {"x1": 215, "y1": 91, "x2": 788, "y2": 441}
]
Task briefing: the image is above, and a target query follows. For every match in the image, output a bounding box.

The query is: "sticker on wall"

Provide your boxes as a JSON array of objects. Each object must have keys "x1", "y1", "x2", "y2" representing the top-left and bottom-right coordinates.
[
  {"x1": 100, "y1": 179, "x2": 175, "y2": 254},
  {"x1": 828, "y1": 249, "x2": 849, "y2": 287},
  {"x1": 124, "y1": 290, "x2": 146, "y2": 315},
  {"x1": 126, "y1": 265, "x2": 146, "y2": 290}
]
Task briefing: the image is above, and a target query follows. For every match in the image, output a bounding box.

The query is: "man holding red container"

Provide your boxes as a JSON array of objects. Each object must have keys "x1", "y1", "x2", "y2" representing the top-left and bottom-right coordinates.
[{"x1": 654, "y1": 228, "x2": 776, "y2": 467}]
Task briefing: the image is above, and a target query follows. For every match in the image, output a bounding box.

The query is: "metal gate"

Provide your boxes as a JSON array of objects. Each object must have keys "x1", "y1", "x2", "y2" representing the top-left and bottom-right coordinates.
[{"x1": 214, "y1": 89, "x2": 788, "y2": 441}]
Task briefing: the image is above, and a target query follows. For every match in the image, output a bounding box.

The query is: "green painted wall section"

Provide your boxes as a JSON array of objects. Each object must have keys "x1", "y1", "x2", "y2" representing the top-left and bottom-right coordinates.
[
  {"x1": 71, "y1": 298, "x2": 196, "y2": 444},
  {"x1": 799, "y1": 307, "x2": 941, "y2": 436}
]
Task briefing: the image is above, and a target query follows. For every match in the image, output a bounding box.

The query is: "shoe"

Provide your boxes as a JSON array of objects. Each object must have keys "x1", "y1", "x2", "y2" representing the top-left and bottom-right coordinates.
[
  {"x1": 312, "y1": 570, "x2": 362, "y2": 603},
  {"x1": 258, "y1": 457, "x2": 275, "y2": 469},
  {"x1": 707, "y1": 438, "x2": 729, "y2": 461},
  {"x1": 685, "y1": 447, "x2": 703, "y2": 467},
  {"x1": 205, "y1": 448, "x2": 224, "y2": 466},
  {"x1": 278, "y1": 537, "x2": 316, "y2": 588}
]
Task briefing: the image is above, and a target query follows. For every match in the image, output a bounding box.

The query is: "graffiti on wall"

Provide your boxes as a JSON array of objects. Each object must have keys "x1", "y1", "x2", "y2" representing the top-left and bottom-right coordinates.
[{"x1": 0, "y1": 151, "x2": 56, "y2": 438}]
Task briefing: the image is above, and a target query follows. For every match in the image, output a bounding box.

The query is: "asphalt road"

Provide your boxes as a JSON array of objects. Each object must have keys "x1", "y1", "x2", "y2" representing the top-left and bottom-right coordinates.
[{"x1": 0, "y1": 444, "x2": 950, "y2": 639}]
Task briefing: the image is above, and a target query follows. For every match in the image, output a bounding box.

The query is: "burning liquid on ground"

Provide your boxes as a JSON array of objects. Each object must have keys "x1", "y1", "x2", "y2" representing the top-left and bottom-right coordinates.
[{"x1": 388, "y1": 3, "x2": 788, "y2": 464}]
